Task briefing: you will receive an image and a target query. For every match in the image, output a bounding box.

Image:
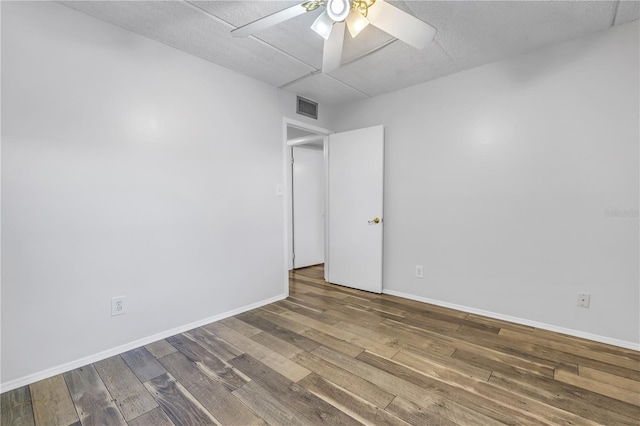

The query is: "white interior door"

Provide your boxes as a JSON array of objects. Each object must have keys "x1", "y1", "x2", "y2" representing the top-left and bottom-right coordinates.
[
  {"x1": 328, "y1": 125, "x2": 384, "y2": 293},
  {"x1": 292, "y1": 146, "x2": 325, "y2": 268}
]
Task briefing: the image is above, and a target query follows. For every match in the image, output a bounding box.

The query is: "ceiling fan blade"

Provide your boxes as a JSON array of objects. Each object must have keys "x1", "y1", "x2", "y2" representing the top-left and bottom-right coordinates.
[
  {"x1": 322, "y1": 21, "x2": 345, "y2": 73},
  {"x1": 231, "y1": 2, "x2": 308, "y2": 37},
  {"x1": 366, "y1": 0, "x2": 436, "y2": 49}
]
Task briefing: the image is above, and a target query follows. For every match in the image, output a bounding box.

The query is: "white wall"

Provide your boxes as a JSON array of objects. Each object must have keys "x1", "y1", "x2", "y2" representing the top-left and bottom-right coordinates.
[
  {"x1": 1, "y1": 1, "x2": 286, "y2": 386},
  {"x1": 328, "y1": 22, "x2": 640, "y2": 346}
]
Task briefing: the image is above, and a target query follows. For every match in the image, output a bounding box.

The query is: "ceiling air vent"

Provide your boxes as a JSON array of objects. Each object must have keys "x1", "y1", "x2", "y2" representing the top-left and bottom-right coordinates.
[{"x1": 296, "y1": 96, "x2": 318, "y2": 120}]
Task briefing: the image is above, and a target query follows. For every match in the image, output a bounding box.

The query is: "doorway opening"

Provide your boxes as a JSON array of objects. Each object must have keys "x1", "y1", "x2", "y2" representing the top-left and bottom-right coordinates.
[
  {"x1": 287, "y1": 124, "x2": 327, "y2": 271},
  {"x1": 282, "y1": 119, "x2": 385, "y2": 296},
  {"x1": 282, "y1": 118, "x2": 331, "y2": 295}
]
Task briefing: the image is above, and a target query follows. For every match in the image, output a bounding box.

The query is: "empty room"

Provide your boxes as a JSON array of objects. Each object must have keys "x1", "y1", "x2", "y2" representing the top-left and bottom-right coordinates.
[{"x1": 1, "y1": 0, "x2": 639, "y2": 425}]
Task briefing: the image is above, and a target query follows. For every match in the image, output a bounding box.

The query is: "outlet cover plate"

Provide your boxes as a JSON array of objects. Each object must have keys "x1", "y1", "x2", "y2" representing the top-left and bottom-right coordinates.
[
  {"x1": 415, "y1": 265, "x2": 424, "y2": 279},
  {"x1": 577, "y1": 293, "x2": 590, "y2": 308},
  {"x1": 111, "y1": 296, "x2": 126, "y2": 316}
]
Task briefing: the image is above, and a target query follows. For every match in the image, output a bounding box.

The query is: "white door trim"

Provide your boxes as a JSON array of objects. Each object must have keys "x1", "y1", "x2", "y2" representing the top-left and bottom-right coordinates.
[{"x1": 282, "y1": 118, "x2": 332, "y2": 297}]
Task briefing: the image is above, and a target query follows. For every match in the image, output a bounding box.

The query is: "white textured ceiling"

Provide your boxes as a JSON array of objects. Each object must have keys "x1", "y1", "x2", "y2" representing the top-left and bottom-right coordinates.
[{"x1": 61, "y1": 1, "x2": 639, "y2": 106}]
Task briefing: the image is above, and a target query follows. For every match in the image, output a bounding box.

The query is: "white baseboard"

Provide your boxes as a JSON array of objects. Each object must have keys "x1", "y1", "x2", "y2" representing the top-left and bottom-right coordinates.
[
  {"x1": 382, "y1": 289, "x2": 640, "y2": 351},
  {"x1": 0, "y1": 293, "x2": 287, "y2": 393}
]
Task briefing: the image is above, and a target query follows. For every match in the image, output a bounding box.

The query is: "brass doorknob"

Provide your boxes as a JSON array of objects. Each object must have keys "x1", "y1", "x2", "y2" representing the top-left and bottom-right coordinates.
[{"x1": 368, "y1": 217, "x2": 380, "y2": 224}]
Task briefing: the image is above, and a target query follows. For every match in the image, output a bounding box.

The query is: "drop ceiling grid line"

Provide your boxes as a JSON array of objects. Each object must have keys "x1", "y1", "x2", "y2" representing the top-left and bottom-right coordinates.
[
  {"x1": 339, "y1": 38, "x2": 399, "y2": 68},
  {"x1": 323, "y1": 73, "x2": 372, "y2": 98},
  {"x1": 182, "y1": 0, "x2": 317, "y2": 72},
  {"x1": 611, "y1": 0, "x2": 621, "y2": 26},
  {"x1": 279, "y1": 70, "x2": 323, "y2": 89},
  {"x1": 395, "y1": 0, "x2": 459, "y2": 72},
  {"x1": 279, "y1": 69, "x2": 372, "y2": 99},
  {"x1": 434, "y1": 38, "x2": 462, "y2": 71}
]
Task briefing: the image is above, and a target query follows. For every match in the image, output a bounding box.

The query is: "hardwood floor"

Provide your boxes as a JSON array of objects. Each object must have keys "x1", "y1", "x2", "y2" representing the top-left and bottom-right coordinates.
[{"x1": 2, "y1": 264, "x2": 639, "y2": 425}]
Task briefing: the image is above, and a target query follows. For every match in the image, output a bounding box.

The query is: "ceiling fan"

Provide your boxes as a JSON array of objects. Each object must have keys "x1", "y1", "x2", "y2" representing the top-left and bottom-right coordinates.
[{"x1": 231, "y1": 0, "x2": 437, "y2": 73}]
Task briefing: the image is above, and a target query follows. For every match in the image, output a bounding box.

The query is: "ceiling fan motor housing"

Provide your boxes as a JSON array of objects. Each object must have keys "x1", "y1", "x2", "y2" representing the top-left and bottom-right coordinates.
[{"x1": 327, "y1": 0, "x2": 351, "y2": 22}]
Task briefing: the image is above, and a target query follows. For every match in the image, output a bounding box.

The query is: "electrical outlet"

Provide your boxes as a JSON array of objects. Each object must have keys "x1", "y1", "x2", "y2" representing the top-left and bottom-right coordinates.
[
  {"x1": 577, "y1": 293, "x2": 590, "y2": 308},
  {"x1": 111, "y1": 296, "x2": 126, "y2": 316},
  {"x1": 415, "y1": 265, "x2": 424, "y2": 279}
]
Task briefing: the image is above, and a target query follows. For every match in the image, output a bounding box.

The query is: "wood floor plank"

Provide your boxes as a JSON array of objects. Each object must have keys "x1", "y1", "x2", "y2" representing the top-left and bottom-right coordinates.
[
  {"x1": 381, "y1": 318, "x2": 564, "y2": 372},
  {"x1": 121, "y1": 347, "x2": 167, "y2": 383},
  {"x1": 63, "y1": 365, "x2": 127, "y2": 426},
  {"x1": 376, "y1": 320, "x2": 461, "y2": 354},
  {"x1": 29, "y1": 375, "x2": 79, "y2": 426},
  {"x1": 229, "y1": 353, "x2": 362, "y2": 426},
  {"x1": 396, "y1": 340, "x2": 457, "y2": 363},
  {"x1": 401, "y1": 309, "x2": 504, "y2": 337},
  {"x1": 277, "y1": 299, "x2": 344, "y2": 325},
  {"x1": 253, "y1": 308, "x2": 310, "y2": 334},
  {"x1": 301, "y1": 328, "x2": 365, "y2": 357},
  {"x1": 292, "y1": 265, "x2": 325, "y2": 280},
  {"x1": 377, "y1": 294, "x2": 468, "y2": 319},
  {"x1": 257, "y1": 302, "x2": 290, "y2": 315},
  {"x1": 335, "y1": 320, "x2": 404, "y2": 350},
  {"x1": 299, "y1": 373, "x2": 411, "y2": 426},
  {"x1": 578, "y1": 365, "x2": 640, "y2": 392},
  {"x1": 291, "y1": 284, "x2": 364, "y2": 304},
  {"x1": 251, "y1": 331, "x2": 306, "y2": 359},
  {"x1": 183, "y1": 327, "x2": 243, "y2": 362},
  {"x1": 94, "y1": 355, "x2": 158, "y2": 421},
  {"x1": 393, "y1": 349, "x2": 492, "y2": 382},
  {"x1": 385, "y1": 396, "x2": 458, "y2": 426},
  {"x1": 290, "y1": 276, "x2": 373, "y2": 300},
  {"x1": 401, "y1": 312, "x2": 463, "y2": 332},
  {"x1": 237, "y1": 312, "x2": 321, "y2": 352},
  {"x1": 357, "y1": 350, "x2": 554, "y2": 426},
  {"x1": 165, "y1": 333, "x2": 249, "y2": 391},
  {"x1": 232, "y1": 380, "x2": 308, "y2": 426},
  {"x1": 1, "y1": 385, "x2": 35, "y2": 426},
  {"x1": 341, "y1": 302, "x2": 406, "y2": 324},
  {"x1": 450, "y1": 348, "x2": 554, "y2": 380},
  {"x1": 500, "y1": 328, "x2": 640, "y2": 371},
  {"x1": 292, "y1": 351, "x2": 395, "y2": 409},
  {"x1": 534, "y1": 345, "x2": 639, "y2": 380},
  {"x1": 489, "y1": 371, "x2": 640, "y2": 425},
  {"x1": 529, "y1": 326, "x2": 640, "y2": 359},
  {"x1": 288, "y1": 290, "x2": 372, "y2": 317},
  {"x1": 219, "y1": 317, "x2": 262, "y2": 337},
  {"x1": 378, "y1": 350, "x2": 604, "y2": 426},
  {"x1": 159, "y1": 351, "x2": 265, "y2": 425},
  {"x1": 555, "y1": 368, "x2": 640, "y2": 406},
  {"x1": 145, "y1": 339, "x2": 178, "y2": 359},
  {"x1": 465, "y1": 313, "x2": 536, "y2": 331},
  {"x1": 281, "y1": 297, "x2": 326, "y2": 314},
  {"x1": 128, "y1": 407, "x2": 175, "y2": 426},
  {"x1": 158, "y1": 352, "x2": 210, "y2": 389},
  {"x1": 279, "y1": 309, "x2": 399, "y2": 358},
  {"x1": 204, "y1": 321, "x2": 311, "y2": 383},
  {"x1": 254, "y1": 308, "x2": 364, "y2": 357},
  {"x1": 311, "y1": 346, "x2": 504, "y2": 425},
  {"x1": 144, "y1": 373, "x2": 220, "y2": 425},
  {"x1": 342, "y1": 296, "x2": 409, "y2": 317},
  {"x1": 290, "y1": 281, "x2": 350, "y2": 300},
  {"x1": 292, "y1": 281, "x2": 357, "y2": 301}
]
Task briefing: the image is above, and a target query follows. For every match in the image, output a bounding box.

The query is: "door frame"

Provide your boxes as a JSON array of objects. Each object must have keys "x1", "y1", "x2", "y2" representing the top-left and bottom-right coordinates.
[{"x1": 282, "y1": 118, "x2": 332, "y2": 296}]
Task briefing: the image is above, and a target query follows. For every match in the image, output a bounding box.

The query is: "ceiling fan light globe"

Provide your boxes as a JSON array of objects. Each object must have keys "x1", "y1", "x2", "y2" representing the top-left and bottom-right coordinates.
[
  {"x1": 326, "y1": 0, "x2": 351, "y2": 22},
  {"x1": 311, "y1": 11, "x2": 334, "y2": 40},
  {"x1": 346, "y1": 10, "x2": 369, "y2": 38}
]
